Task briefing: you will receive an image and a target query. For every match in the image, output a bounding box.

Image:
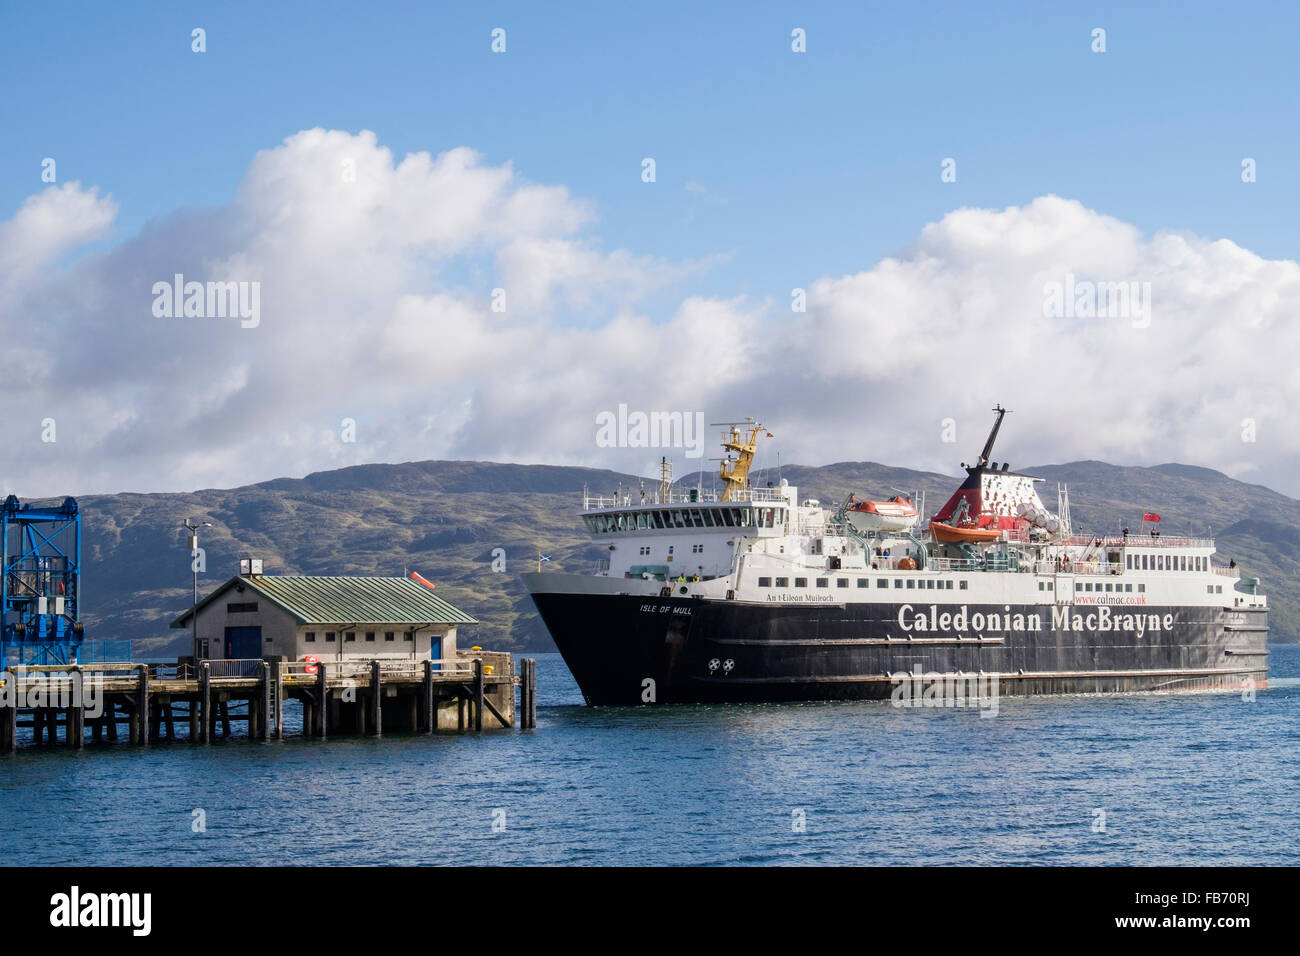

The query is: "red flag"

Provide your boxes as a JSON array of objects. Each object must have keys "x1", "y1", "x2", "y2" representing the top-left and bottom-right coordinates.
[
  {"x1": 1142, "y1": 512, "x2": 1161, "y2": 522},
  {"x1": 766, "y1": 432, "x2": 774, "y2": 438}
]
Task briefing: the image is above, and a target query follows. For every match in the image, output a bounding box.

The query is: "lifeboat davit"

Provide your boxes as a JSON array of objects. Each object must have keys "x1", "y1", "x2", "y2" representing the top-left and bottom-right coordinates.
[
  {"x1": 846, "y1": 495, "x2": 919, "y2": 533},
  {"x1": 927, "y1": 520, "x2": 1004, "y2": 544}
]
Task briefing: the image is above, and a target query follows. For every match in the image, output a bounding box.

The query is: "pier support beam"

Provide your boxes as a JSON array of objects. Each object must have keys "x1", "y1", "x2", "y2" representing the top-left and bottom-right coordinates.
[
  {"x1": 135, "y1": 665, "x2": 149, "y2": 747},
  {"x1": 71, "y1": 667, "x2": 85, "y2": 748},
  {"x1": 370, "y1": 661, "x2": 382, "y2": 737},
  {"x1": 258, "y1": 662, "x2": 271, "y2": 742},
  {"x1": 273, "y1": 661, "x2": 284, "y2": 741},
  {"x1": 315, "y1": 663, "x2": 328, "y2": 740},
  {"x1": 2, "y1": 669, "x2": 15, "y2": 752},
  {"x1": 198, "y1": 663, "x2": 211, "y2": 744},
  {"x1": 422, "y1": 660, "x2": 434, "y2": 734},
  {"x1": 473, "y1": 659, "x2": 484, "y2": 732},
  {"x1": 521, "y1": 658, "x2": 537, "y2": 730}
]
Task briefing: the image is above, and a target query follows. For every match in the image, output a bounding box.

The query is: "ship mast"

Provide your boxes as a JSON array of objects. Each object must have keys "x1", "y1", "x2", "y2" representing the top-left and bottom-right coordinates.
[
  {"x1": 975, "y1": 404, "x2": 1008, "y2": 469},
  {"x1": 714, "y1": 419, "x2": 764, "y2": 502}
]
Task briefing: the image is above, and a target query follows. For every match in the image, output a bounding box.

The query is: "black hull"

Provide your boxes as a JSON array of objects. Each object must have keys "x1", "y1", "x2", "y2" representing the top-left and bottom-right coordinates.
[{"x1": 529, "y1": 592, "x2": 1269, "y2": 706}]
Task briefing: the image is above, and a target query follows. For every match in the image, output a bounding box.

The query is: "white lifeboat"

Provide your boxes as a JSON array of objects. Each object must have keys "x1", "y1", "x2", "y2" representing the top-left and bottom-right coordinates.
[{"x1": 846, "y1": 495, "x2": 919, "y2": 534}]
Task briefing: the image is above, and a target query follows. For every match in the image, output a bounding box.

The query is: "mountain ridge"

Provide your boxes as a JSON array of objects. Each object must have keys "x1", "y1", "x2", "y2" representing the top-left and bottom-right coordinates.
[{"x1": 30, "y1": 457, "x2": 1295, "y2": 656}]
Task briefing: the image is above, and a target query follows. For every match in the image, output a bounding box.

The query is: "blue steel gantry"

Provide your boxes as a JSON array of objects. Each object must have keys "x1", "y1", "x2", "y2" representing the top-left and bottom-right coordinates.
[{"x1": 1, "y1": 495, "x2": 86, "y2": 665}]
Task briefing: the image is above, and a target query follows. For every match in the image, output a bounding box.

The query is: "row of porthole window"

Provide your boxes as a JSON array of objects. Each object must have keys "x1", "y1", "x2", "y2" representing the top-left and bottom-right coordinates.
[
  {"x1": 756, "y1": 576, "x2": 967, "y2": 591},
  {"x1": 304, "y1": 630, "x2": 414, "y2": 643},
  {"x1": 1127, "y1": 553, "x2": 1206, "y2": 572},
  {"x1": 1070, "y1": 581, "x2": 1144, "y2": 593}
]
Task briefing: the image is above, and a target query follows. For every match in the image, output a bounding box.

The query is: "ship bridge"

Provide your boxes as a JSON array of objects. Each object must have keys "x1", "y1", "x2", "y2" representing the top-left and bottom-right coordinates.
[{"x1": 579, "y1": 484, "x2": 796, "y2": 581}]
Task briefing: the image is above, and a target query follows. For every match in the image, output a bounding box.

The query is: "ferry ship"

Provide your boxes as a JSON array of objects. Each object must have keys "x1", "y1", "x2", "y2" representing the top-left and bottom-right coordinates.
[{"x1": 523, "y1": 408, "x2": 1268, "y2": 705}]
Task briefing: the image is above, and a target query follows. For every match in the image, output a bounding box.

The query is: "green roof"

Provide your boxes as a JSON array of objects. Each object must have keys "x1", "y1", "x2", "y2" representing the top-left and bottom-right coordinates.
[{"x1": 171, "y1": 575, "x2": 477, "y2": 628}]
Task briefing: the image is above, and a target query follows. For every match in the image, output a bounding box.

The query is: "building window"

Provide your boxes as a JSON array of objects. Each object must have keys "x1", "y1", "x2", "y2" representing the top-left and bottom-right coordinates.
[
  {"x1": 305, "y1": 631, "x2": 316, "y2": 643},
  {"x1": 403, "y1": 631, "x2": 414, "y2": 641},
  {"x1": 385, "y1": 631, "x2": 395, "y2": 641},
  {"x1": 795, "y1": 577, "x2": 807, "y2": 588},
  {"x1": 227, "y1": 601, "x2": 258, "y2": 613},
  {"x1": 345, "y1": 631, "x2": 356, "y2": 642},
  {"x1": 816, "y1": 577, "x2": 828, "y2": 588},
  {"x1": 365, "y1": 631, "x2": 376, "y2": 642},
  {"x1": 758, "y1": 577, "x2": 772, "y2": 587},
  {"x1": 326, "y1": 632, "x2": 336, "y2": 642}
]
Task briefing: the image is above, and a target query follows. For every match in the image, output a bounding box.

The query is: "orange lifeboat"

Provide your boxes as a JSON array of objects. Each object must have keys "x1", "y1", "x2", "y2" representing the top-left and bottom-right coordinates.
[{"x1": 928, "y1": 520, "x2": 1004, "y2": 544}]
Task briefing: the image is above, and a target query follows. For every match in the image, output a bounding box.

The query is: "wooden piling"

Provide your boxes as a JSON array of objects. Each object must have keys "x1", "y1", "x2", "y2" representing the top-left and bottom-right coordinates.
[
  {"x1": 135, "y1": 665, "x2": 149, "y2": 747},
  {"x1": 422, "y1": 660, "x2": 434, "y2": 734},
  {"x1": 521, "y1": 658, "x2": 537, "y2": 730},
  {"x1": 473, "y1": 658, "x2": 484, "y2": 732},
  {"x1": 273, "y1": 661, "x2": 284, "y2": 741},
  {"x1": 369, "y1": 660, "x2": 382, "y2": 737},
  {"x1": 315, "y1": 663, "x2": 328, "y2": 740},
  {"x1": 218, "y1": 698, "x2": 231, "y2": 738},
  {"x1": 198, "y1": 663, "x2": 211, "y2": 744},
  {"x1": 187, "y1": 697, "x2": 198, "y2": 741},
  {"x1": 258, "y1": 662, "x2": 271, "y2": 741},
  {"x1": 3, "y1": 668, "x2": 16, "y2": 752},
  {"x1": 71, "y1": 667, "x2": 85, "y2": 748},
  {"x1": 105, "y1": 698, "x2": 118, "y2": 741}
]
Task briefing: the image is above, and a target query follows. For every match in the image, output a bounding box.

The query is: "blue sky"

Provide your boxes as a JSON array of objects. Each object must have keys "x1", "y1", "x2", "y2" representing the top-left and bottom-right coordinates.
[
  {"x1": 3, "y1": 0, "x2": 1295, "y2": 295},
  {"x1": 2, "y1": 2, "x2": 1298, "y2": 496}
]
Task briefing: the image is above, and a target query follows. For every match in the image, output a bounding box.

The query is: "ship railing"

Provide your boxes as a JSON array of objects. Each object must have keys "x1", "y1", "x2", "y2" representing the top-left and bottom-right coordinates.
[
  {"x1": 1212, "y1": 565, "x2": 1241, "y2": 578},
  {"x1": 582, "y1": 487, "x2": 785, "y2": 509},
  {"x1": 1065, "y1": 534, "x2": 1215, "y2": 549}
]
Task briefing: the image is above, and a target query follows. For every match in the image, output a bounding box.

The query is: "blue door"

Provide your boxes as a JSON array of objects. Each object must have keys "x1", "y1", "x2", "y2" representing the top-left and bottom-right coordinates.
[
  {"x1": 224, "y1": 626, "x2": 262, "y2": 659},
  {"x1": 430, "y1": 635, "x2": 442, "y2": 671}
]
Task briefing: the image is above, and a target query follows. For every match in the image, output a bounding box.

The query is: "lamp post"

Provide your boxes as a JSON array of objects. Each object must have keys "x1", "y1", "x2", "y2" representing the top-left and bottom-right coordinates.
[{"x1": 182, "y1": 519, "x2": 212, "y2": 659}]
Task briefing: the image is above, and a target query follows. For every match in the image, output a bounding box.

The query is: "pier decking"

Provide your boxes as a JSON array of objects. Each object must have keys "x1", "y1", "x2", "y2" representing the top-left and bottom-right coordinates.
[{"x1": 0, "y1": 651, "x2": 538, "y2": 750}]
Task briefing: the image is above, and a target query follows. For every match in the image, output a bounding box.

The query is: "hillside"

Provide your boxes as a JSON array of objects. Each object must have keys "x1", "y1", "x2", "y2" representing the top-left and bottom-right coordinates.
[{"x1": 40, "y1": 457, "x2": 1299, "y2": 657}]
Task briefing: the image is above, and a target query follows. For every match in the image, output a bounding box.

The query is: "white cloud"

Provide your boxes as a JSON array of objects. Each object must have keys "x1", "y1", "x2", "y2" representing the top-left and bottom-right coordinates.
[{"x1": 1, "y1": 133, "x2": 1297, "y2": 501}]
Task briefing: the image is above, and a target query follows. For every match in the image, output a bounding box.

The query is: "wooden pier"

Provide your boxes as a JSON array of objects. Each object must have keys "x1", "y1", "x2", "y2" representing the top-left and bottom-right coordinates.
[{"x1": 0, "y1": 651, "x2": 539, "y2": 750}]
